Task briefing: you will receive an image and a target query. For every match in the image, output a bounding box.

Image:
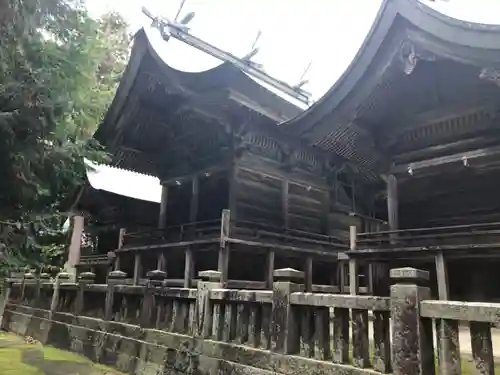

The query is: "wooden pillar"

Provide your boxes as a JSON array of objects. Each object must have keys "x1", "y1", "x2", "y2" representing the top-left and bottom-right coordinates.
[
  {"x1": 435, "y1": 250, "x2": 455, "y2": 375},
  {"x1": 349, "y1": 225, "x2": 359, "y2": 295},
  {"x1": 157, "y1": 252, "x2": 166, "y2": 271},
  {"x1": 435, "y1": 251, "x2": 449, "y2": 300},
  {"x1": 118, "y1": 228, "x2": 126, "y2": 248},
  {"x1": 114, "y1": 227, "x2": 126, "y2": 271},
  {"x1": 218, "y1": 209, "x2": 230, "y2": 284},
  {"x1": 184, "y1": 247, "x2": 194, "y2": 288},
  {"x1": 68, "y1": 215, "x2": 84, "y2": 267},
  {"x1": 158, "y1": 184, "x2": 168, "y2": 229},
  {"x1": 339, "y1": 261, "x2": 347, "y2": 293},
  {"x1": 386, "y1": 174, "x2": 398, "y2": 242},
  {"x1": 189, "y1": 176, "x2": 199, "y2": 224},
  {"x1": 349, "y1": 259, "x2": 359, "y2": 295},
  {"x1": 282, "y1": 180, "x2": 289, "y2": 229},
  {"x1": 305, "y1": 256, "x2": 313, "y2": 292},
  {"x1": 265, "y1": 249, "x2": 275, "y2": 288},
  {"x1": 133, "y1": 253, "x2": 142, "y2": 285}
]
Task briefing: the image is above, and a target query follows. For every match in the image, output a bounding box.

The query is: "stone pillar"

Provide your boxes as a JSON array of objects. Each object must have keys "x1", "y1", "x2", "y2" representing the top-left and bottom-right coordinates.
[
  {"x1": 158, "y1": 184, "x2": 168, "y2": 230},
  {"x1": 105, "y1": 270, "x2": 127, "y2": 322},
  {"x1": 75, "y1": 272, "x2": 95, "y2": 315},
  {"x1": 271, "y1": 268, "x2": 304, "y2": 354},
  {"x1": 390, "y1": 267, "x2": 434, "y2": 375},
  {"x1": 195, "y1": 270, "x2": 222, "y2": 338},
  {"x1": 68, "y1": 215, "x2": 84, "y2": 266},
  {"x1": 36, "y1": 273, "x2": 51, "y2": 308}
]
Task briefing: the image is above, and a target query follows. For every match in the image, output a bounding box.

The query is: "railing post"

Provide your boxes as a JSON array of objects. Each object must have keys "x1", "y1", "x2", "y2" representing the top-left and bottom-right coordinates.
[
  {"x1": 140, "y1": 269, "x2": 166, "y2": 327},
  {"x1": 37, "y1": 273, "x2": 51, "y2": 308},
  {"x1": 271, "y1": 268, "x2": 304, "y2": 354},
  {"x1": 50, "y1": 272, "x2": 70, "y2": 319},
  {"x1": 390, "y1": 267, "x2": 435, "y2": 375},
  {"x1": 0, "y1": 278, "x2": 13, "y2": 329},
  {"x1": 105, "y1": 270, "x2": 127, "y2": 322},
  {"x1": 75, "y1": 272, "x2": 95, "y2": 315},
  {"x1": 195, "y1": 270, "x2": 222, "y2": 338}
]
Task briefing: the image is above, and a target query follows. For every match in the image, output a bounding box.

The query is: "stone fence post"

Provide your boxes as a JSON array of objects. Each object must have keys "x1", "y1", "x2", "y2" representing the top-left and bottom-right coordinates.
[
  {"x1": 271, "y1": 268, "x2": 305, "y2": 354},
  {"x1": 390, "y1": 267, "x2": 434, "y2": 375},
  {"x1": 49, "y1": 272, "x2": 70, "y2": 319},
  {"x1": 75, "y1": 272, "x2": 96, "y2": 315},
  {"x1": 0, "y1": 278, "x2": 13, "y2": 329},
  {"x1": 105, "y1": 270, "x2": 127, "y2": 322},
  {"x1": 140, "y1": 269, "x2": 167, "y2": 327},
  {"x1": 36, "y1": 273, "x2": 51, "y2": 308},
  {"x1": 195, "y1": 270, "x2": 222, "y2": 338}
]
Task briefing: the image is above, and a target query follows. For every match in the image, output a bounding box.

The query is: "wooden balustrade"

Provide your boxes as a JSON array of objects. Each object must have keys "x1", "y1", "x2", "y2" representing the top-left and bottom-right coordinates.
[{"x1": 356, "y1": 221, "x2": 500, "y2": 250}]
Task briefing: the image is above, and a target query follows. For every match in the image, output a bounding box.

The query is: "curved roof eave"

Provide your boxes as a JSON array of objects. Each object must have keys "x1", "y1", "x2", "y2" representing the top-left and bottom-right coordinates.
[
  {"x1": 282, "y1": 0, "x2": 500, "y2": 136},
  {"x1": 95, "y1": 28, "x2": 301, "y2": 144}
]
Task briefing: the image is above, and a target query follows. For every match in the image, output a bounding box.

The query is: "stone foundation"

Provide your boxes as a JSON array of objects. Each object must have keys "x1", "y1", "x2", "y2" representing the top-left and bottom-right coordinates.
[{"x1": 2, "y1": 304, "x2": 370, "y2": 375}]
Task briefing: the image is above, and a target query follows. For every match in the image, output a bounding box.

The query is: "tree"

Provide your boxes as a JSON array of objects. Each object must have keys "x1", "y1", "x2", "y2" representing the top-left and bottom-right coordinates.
[{"x1": 0, "y1": 0, "x2": 130, "y2": 272}]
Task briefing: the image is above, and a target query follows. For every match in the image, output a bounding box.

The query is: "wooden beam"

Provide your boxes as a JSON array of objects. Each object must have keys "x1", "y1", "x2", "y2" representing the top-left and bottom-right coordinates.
[
  {"x1": 385, "y1": 104, "x2": 498, "y2": 145},
  {"x1": 393, "y1": 135, "x2": 499, "y2": 165},
  {"x1": 392, "y1": 144, "x2": 500, "y2": 174}
]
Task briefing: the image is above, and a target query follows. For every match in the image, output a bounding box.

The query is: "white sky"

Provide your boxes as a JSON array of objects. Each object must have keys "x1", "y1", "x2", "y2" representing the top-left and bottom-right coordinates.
[{"x1": 86, "y1": 0, "x2": 500, "y2": 102}]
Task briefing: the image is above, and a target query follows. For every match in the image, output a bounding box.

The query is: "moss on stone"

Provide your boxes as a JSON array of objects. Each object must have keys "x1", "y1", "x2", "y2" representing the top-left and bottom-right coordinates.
[{"x1": 0, "y1": 332, "x2": 126, "y2": 375}]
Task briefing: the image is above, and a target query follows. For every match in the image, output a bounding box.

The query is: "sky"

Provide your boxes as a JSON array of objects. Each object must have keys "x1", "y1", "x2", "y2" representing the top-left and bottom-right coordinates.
[{"x1": 86, "y1": 0, "x2": 500, "y2": 103}]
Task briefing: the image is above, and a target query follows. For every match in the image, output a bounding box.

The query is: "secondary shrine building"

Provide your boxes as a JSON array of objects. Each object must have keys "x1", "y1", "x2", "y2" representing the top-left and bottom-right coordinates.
[
  {"x1": 69, "y1": 28, "x2": 378, "y2": 294},
  {"x1": 68, "y1": 0, "x2": 500, "y2": 302}
]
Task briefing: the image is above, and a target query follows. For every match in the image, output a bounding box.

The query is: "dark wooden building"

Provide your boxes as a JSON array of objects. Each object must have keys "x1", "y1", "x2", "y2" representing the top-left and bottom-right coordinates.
[
  {"x1": 283, "y1": 0, "x2": 500, "y2": 301},
  {"x1": 84, "y1": 28, "x2": 377, "y2": 292}
]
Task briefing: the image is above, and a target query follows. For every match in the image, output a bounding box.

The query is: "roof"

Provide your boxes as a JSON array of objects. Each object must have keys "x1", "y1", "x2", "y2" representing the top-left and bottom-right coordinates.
[
  {"x1": 281, "y1": 0, "x2": 500, "y2": 171},
  {"x1": 85, "y1": 160, "x2": 161, "y2": 203},
  {"x1": 95, "y1": 27, "x2": 302, "y2": 147},
  {"x1": 94, "y1": 27, "x2": 305, "y2": 177}
]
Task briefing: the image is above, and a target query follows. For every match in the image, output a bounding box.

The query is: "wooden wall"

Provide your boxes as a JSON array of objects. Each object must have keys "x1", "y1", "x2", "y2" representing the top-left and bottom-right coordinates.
[
  {"x1": 232, "y1": 151, "x2": 357, "y2": 235},
  {"x1": 232, "y1": 167, "x2": 284, "y2": 227}
]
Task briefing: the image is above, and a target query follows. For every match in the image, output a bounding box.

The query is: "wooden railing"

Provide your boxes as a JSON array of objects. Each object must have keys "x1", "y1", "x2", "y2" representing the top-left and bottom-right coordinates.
[
  {"x1": 356, "y1": 221, "x2": 500, "y2": 250},
  {"x1": 123, "y1": 219, "x2": 222, "y2": 247},
  {"x1": 117, "y1": 209, "x2": 348, "y2": 252},
  {"x1": 232, "y1": 219, "x2": 349, "y2": 249}
]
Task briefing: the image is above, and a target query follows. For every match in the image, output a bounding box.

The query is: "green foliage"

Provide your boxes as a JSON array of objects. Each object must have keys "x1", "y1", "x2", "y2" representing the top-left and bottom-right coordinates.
[{"x1": 0, "y1": 0, "x2": 130, "y2": 273}]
